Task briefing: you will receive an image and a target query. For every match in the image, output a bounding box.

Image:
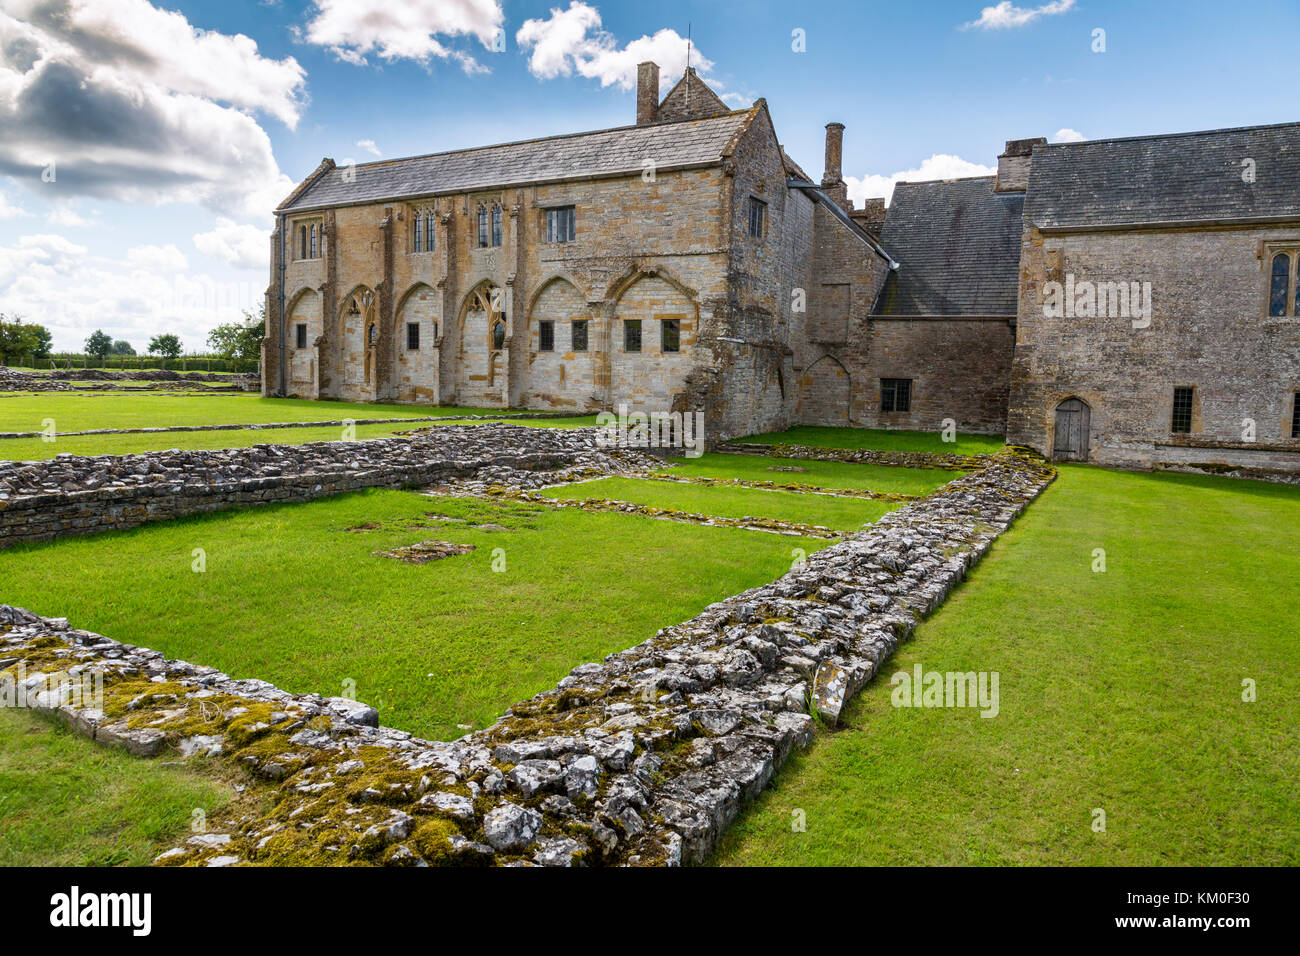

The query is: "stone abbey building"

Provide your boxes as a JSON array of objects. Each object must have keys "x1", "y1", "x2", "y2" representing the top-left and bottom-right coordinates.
[{"x1": 266, "y1": 64, "x2": 1300, "y2": 473}]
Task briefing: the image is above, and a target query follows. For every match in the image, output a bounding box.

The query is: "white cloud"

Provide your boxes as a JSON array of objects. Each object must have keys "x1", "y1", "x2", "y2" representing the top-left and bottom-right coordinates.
[
  {"x1": 0, "y1": 232, "x2": 260, "y2": 351},
  {"x1": 846, "y1": 154, "x2": 998, "y2": 207},
  {"x1": 516, "y1": 1, "x2": 714, "y2": 91},
  {"x1": 1052, "y1": 127, "x2": 1086, "y2": 143},
  {"x1": 193, "y1": 217, "x2": 269, "y2": 270},
  {"x1": 0, "y1": 189, "x2": 29, "y2": 219},
  {"x1": 0, "y1": 0, "x2": 303, "y2": 218},
  {"x1": 964, "y1": 0, "x2": 1076, "y2": 30},
  {"x1": 45, "y1": 205, "x2": 93, "y2": 227},
  {"x1": 299, "y1": 0, "x2": 504, "y2": 72},
  {"x1": 356, "y1": 139, "x2": 382, "y2": 157}
]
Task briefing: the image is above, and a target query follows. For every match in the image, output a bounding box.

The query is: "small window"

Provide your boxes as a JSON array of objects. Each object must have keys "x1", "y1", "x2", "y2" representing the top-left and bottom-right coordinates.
[
  {"x1": 431, "y1": 320, "x2": 439, "y2": 342},
  {"x1": 295, "y1": 323, "x2": 307, "y2": 349},
  {"x1": 546, "y1": 206, "x2": 576, "y2": 244},
  {"x1": 367, "y1": 324, "x2": 377, "y2": 347},
  {"x1": 295, "y1": 222, "x2": 320, "y2": 260},
  {"x1": 1269, "y1": 253, "x2": 1290, "y2": 316},
  {"x1": 571, "y1": 319, "x2": 588, "y2": 352},
  {"x1": 298, "y1": 225, "x2": 307, "y2": 260},
  {"x1": 538, "y1": 320, "x2": 554, "y2": 352},
  {"x1": 413, "y1": 215, "x2": 424, "y2": 253},
  {"x1": 491, "y1": 204, "x2": 503, "y2": 247},
  {"x1": 881, "y1": 378, "x2": 912, "y2": 413},
  {"x1": 623, "y1": 319, "x2": 641, "y2": 352},
  {"x1": 1292, "y1": 393, "x2": 1300, "y2": 439},
  {"x1": 478, "y1": 205, "x2": 489, "y2": 248},
  {"x1": 1171, "y1": 386, "x2": 1194, "y2": 433},
  {"x1": 747, "y1": 197, "x2": 766, "y2": 239},
  {"x1": 661, "y1": 318, "x2": 680, "y2": 353},
  {"x1": 492, "y1": 320, "x2": 505, "y2": 351},
  {"x1": 406, "y1": 322, "x2": 420, "y2": 351}
]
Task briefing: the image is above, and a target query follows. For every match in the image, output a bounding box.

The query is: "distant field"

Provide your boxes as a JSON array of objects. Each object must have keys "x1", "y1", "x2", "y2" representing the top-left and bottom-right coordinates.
[{"x1": 734, "y1": 425, "x2": 1005, "y2": 456}]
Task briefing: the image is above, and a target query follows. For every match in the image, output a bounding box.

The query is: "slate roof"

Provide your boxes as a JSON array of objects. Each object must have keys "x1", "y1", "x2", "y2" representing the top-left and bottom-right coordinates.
[
  {"x1": 1025, "y1": 121, "x2": 1300, "y2": 229},
  {"x1": 279, "y1": 110, "x2": 755, "y2": 212},
  {"x1": 874, "y1": 177, "x2": 1025, "y2": 316}
]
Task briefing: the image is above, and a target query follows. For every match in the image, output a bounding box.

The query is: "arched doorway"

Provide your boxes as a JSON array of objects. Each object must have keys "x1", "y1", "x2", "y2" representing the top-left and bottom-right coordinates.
[
  {"x1": 454, "y1": 282, "x2": 507, "y2": 407},
  {"x1": 799, "y1": 356, "x2": 851, "y2": 425},
  {"x1": 1052, "y1": 398, "x2": 1091, "y2": 461}
]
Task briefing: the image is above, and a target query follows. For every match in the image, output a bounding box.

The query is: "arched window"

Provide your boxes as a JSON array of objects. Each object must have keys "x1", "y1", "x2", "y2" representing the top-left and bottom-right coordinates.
[
  {"x1": 491, "y1": 204, "x2": 503, "y2": 246},
  {"x1": 425, "y1": 212, "x2": 436, "y2": 252},
  {"x1": 1270, "y1": 253, "x2": 1291, "y2": 316},
  {"x1": 477, "y1": 205, "x2": 489, "y2": 248},
  {"x1": 491, "y1": 319, "x2": 505, "y2": 350},
  {"x1": 412, "y1": 214, "x2": 423, "y2": 253},
  {"x1": 368, "y1": 323, "x2": 377, "y2": 346}
]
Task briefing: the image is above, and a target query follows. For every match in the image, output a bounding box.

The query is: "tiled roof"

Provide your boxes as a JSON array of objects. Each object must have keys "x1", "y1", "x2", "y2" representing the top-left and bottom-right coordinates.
[
  {"x1": 279, "y1": 110, "x2": 754, "y2": 212},
  {"x1": 874, "y1": 177, "x2": 1025, "y2": 316},
  {"x1": 1025, "y1": 122, "x2": 1300, "y2": 229}
]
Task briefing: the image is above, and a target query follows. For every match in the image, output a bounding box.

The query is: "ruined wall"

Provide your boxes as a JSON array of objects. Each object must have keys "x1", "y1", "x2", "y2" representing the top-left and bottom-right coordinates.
[{"x1": 1007, "y1": 223, "x2": 1300, "y2": 470}]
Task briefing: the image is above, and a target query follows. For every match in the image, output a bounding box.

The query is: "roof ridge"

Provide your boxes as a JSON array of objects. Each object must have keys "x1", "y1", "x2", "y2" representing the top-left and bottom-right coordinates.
[
  {"x1": 895, "y1": 175, "x2": 996, "y2": 187},
  {"x1": 1035, "y1": 120, "x2": 1300, "y2": 150}
]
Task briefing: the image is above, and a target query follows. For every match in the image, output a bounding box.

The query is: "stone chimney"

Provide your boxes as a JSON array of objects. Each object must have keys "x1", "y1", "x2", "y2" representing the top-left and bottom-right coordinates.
[
  {"x1": 821, "y1": 122, "x2": 851, "y2": 211},
  {"x1": 996, "y1": 137, "x2": 1046, "y2": 192},
  {"x1": 636, "y1": 62, "x2": 659, "y2": 125},
  {"x1": 851, "y1": 197, "x2": 887, "y2": 238}
]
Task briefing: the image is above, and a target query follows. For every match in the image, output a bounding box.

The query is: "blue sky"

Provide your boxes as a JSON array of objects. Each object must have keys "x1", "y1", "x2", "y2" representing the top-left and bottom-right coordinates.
[{"x1": 1, "y1": 0, "x2": 1297, "y2": 351}]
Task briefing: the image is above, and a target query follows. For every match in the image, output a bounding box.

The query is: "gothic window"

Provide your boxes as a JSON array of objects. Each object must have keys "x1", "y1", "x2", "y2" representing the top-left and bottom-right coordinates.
[
  {"x1": 491, "y1": 204, "x2": 503, "y2": 247},
  {"x1": 406, "y1": 322, "x2": 420, "y2": 350},
  {"x1": 412, "y1": 215, "x2": 424, "y2": 253},
  {"x1": 747, "y1": 197, "x2": 766, "y2": 239},
  {"x1": 295, "y1": 221, "x2": 320, "y2": 260},
  {"x1": 571, "y1": 319, "x2": 588, "y2": 352},
  {"x1": 492, "y1": 319, "x2": 506, "y2": 350},
  {"x1": 478, "y1": 205, "x2": 489, "y2": 248},
  {"x1": 1269, "y1": 253, "x2": 1290, "y2": 316},
  {"x1": 295, "y1": 323, "x2": 307, "y2": 349},
  {"x1": 1171, "y1": 386, "x2": 1194, "y2": 433},
  {"x1": 538, "y1": 320, "x2": 554, "y2": 351},
  {"x1": 881, "y1": 378, "x2": 911, "y2": 413},
  {"x1": 426, "y1": 213, "x2": 436, "y2": 252},
  {"x1": 623, "y1": 319, "x2": 641, "y2": 352},
  {"x1": 661, "y1": 318, "x2": 680, "y2": 353},
  {"x1": 546, "y1": 206, "x2": 576, "y2": 243},
  {"x1": 367, "y1": 323, "x2": 377, "y2": 347}
]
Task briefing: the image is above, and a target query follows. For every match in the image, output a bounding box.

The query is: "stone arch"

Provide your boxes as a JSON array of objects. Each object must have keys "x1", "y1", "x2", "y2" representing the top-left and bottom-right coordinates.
[
  {"x1": 522, "y1": 275, "x2": 597, "y2": 410},
  {"x1": 333, "y1": 285, "x2": 377, "y2": 400},
  {"x1": 454, "y1": 279, "x2": 507, "y2": 406},
  {"x1": 393, "y1": 282, "x2": 440, "y2": 403},
  {"x1": 609, "y1": 266, "x2": 699, "y2": 415},
  {"x1": 799, "y1": 355, "x2": 851, "y2": 425},
  {"x1": 285, "y1": 287, "x2": 322, "y2": 399}
]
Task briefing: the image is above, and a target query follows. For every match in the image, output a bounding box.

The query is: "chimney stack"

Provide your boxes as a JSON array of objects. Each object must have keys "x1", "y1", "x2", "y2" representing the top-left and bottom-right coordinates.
[
  {"x1": 636, "y1": 62, "x2": 659, "y2": 125},
  {"x1": 821, "y1": 122, "x2": 852, "y2": 211},
  {"x1": 996, "y1": 137, "x2": 1046, "y2": 192}
]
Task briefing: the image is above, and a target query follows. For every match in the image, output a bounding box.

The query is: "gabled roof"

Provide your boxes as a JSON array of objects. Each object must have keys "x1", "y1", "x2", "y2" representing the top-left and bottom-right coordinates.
[
  {"x1": 787, "y1": 180, "x2": 896, "y2": 266},
  {"x1": 279, "y1": 108, "x2": 757, "y2": 213},
  {"x1": 874, "y1": 176, "x2": 1024, "y2": 316},
  {"x1": 1026, "y1": 121, "x2": 1300, "y2": 230}
]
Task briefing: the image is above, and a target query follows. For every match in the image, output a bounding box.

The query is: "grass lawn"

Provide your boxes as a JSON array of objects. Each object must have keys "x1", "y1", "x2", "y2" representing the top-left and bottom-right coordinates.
[
  {"x1": 0, "y1": 392, "x2": 514, "y2": 434},
  {"x1": 656, "y1": 452, "x2": 960, "y2": 496},
  {"x1": 713, "y1": 465, "x2": 1300, "y2": 866},
  {"x1": 734, "y1": 425, "x2": 1005, "y2": 456},
  {"x1": 542, "y1": 476, "x2": 899, "y2": 530},
  {"x1": 0, "y1": 489, "x2": 818, "y2": 741},
  {"x1": 0, "y1": 706, "x2": 241, "y2": 866}
]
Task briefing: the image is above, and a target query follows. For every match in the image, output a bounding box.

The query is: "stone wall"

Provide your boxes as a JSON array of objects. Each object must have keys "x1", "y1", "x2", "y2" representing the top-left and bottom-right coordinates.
[
  {"x1": 1008, "y1": 223, "x2": 1300, "y2": 470},
  {"x1": 0, "y1": 448, "x2": 1055, "y2": 867}
]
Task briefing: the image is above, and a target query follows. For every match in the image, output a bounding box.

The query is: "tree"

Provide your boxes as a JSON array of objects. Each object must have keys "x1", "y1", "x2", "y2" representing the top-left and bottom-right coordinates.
[
  {"x1": 207, "y1": 308, "x2": 266, "y2": 365},
  {"x1": 0, "y1": 314, "x2": 40, "y2": 365},
  {"x1": 148, "y1": 333, "x2": 182, "y2": 367},
  {"x1": 85, "y1": 329, "x2": 113, "y2": 358},
  {"x1": 28, "y1": 324, "x2": 52, "y2": 360},
  {"x1": 111, "y1": 340, "x2": 136, "y2": 355}
]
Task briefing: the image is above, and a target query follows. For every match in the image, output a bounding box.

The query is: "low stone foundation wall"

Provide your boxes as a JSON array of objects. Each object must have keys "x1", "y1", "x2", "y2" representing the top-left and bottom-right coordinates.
[
  {"x1": 722, "y1": 441, "x2": 989, "y2": 471},
  {"x1": 0, "y1": 449, "x2": 1054, "y2": 867},
  {"x1": 0, "y1": 425, "x2": 648, "y2": 549}
]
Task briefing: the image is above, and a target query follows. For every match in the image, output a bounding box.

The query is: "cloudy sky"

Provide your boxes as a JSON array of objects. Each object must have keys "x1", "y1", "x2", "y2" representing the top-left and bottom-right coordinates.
[{"x1": 1, "y1": 0, "x2": 1297, "y2": 352}]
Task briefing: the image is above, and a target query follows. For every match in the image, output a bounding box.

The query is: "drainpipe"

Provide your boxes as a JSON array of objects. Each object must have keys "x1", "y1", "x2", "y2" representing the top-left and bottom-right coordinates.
[{"x1": 277, "y1": 213, "x2": 287, "y2": 397}]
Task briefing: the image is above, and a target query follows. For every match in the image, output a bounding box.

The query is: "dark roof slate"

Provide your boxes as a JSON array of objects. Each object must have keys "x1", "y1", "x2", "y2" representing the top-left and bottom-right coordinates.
[
  {"x1": 279, "y1": 110, "x2": 753, "y2": 212},
  {"x1": 1025, "y1": 122, "x2": 1300, "y2": 229},
  {"x1": 874, "y1": 177, "x2": 1024, "y2": 316}
]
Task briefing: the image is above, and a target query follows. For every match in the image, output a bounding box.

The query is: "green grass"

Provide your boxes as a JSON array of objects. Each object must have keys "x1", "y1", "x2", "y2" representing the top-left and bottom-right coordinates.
[
  {"x1": 0, "y1": 392, "x2": 514, "y2": 434},
  {"x1": 734, "y1": 425, "x2": 1005, "y2": 456},
  {"x1": 0, "y1": 707, "x2": 238, "y2": 866},
  {"x1": 713, "y1": 465, "x2": 1300, "y2": 866},
  {"x1": 542, "y1": 476, "x2": 900, "y2": 530},
  {"x1": 656, "y1": 452, "x2": 960, "y2": 496},
  {"x1": 0, "y1": 489, "x2": 818, "y2": 741}
]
